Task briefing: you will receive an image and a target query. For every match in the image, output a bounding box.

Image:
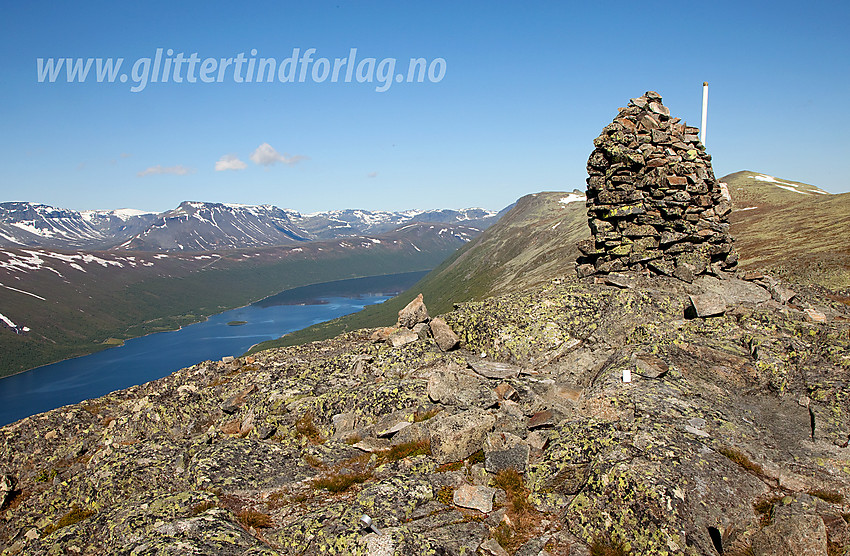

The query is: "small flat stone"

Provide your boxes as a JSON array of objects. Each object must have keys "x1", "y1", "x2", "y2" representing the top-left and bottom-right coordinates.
[
  {"x1": 684, "y1": 425, "x2": 709, "y2": 438},
  {"x1": 648, "y1": 101, "x2": 670, "y2": 116},
  {"x1": 220, "y1": 384, "x2": 258, "y2": 414},
  {"x1": 804, "y1": 308, "x2": 827, "y2": 323},
  {"x1": 453, "y1": 484, "x2": 495, "y2": 513},
  {"x1": 412, "y1": 322, "x2": 430, "y2": 340},
  {"x1": 428, "y1": 408, "x2": 497, "y2": 464},
  {"x1": 470, "y1": 361, "x2": 521, "y2": 380},
  {"x1": 494, "y1": 382, "x2": 518, "y2": 401},
  {"x1": 689, "y1": 293, "x2": 727, "y2": 317},
  {"x1": 633, "y1": 355, "x2": 669, "y2": 378},
  {"x1": 526, "y1": 430, "x2": 550, "y2": 452},
  {"x1": 376, "y1": 421, "x2": 412, "y2": 438},
  {"x1": 639, "y1": 113, "x2": 659, "y2": 130},
  {"x1": 484, "y1": 432, "x2": 529, "y2": 474},
  {"x1": 527, "y1": 409, "x2": 555, "y2": 430},
  {"x1": 605, "y1": 273, "x2": 637, "y2": 289},
  {"x1": 692, "y1": 275, "x2": 771, "y2": 306},
  {"x1": 428, "y1": 368, "x2": 499, "y2": 409},
  {"x1": 387, "y1": 329, "x2": 419, "y2": 348},
  {"x1": 767, "y1": 282, "x2": 796, "y2": 304},
  {"x1": 480, "y1": 538, "x2": 509, "y2": 556},
  {"x1": 332, "y1": 411, "x2": 357, "y2": 439},
  {"x1": 370, "y1": 327, "x2": 397, "y2": 342},
  {"x1": 353, "y1": 437, "x2": 391, "y2": 453}
]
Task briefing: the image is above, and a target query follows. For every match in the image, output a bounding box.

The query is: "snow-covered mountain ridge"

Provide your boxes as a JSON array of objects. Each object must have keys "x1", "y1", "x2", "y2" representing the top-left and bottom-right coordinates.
[{"x1": 0, "y1": 201, "x2": 502, "y2": 252}]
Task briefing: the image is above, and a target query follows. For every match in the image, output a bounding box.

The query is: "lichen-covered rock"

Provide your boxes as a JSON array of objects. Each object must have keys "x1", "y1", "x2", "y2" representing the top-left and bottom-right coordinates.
[
  {"x1": 429, "y1": 316, "x2": 459, "y2": 351},
  {"x1": 751, "y1": 512, "x2": 829, "y2": 556},
  {"x1": 427, "y1": 408, "x2": 497, "y2": 464},
  {"x1": 483, "y1": 431, "x2": 529, "y2": 474},
  {"x1": 427, "y1": 365, "x2": 498, "y2": 409},
  {"x1": 0, "y1": 273, "x2": 848, "y2": 554},
  {"x1": 453, "y1": 484, "x2": 496, "y2": 513},
  {"x1": 396, "y1": 293, "x2": 429, "y2": 328}
]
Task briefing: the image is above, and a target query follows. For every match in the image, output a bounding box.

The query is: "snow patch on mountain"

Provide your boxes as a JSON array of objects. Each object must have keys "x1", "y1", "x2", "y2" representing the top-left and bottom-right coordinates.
[
  {"x1": 560, "y1": 193, "x2": 585, "y2": 204},
  {"x1": 751, "y1": 173, "x2": 830, "y2": 195}
]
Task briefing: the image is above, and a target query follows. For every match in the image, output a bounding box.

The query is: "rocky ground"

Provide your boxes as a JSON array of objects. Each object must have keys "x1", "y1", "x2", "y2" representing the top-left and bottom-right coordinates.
[{"x1": 1, "y1": 272, "x2": 849, "y2": 555}]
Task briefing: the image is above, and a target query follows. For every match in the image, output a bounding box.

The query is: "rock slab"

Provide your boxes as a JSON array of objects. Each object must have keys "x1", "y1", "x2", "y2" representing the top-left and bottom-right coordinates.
[
  {"x1": 453, "y1": 484, "x2": 496, "y2": 513},
  {"x1": 428, "y1": 409, "x2": 496, "y2": 464},
  {"x1": 430, "y1": 317, "x2": 460, "y2": 351},
  {"x1": 397, "y1": 293, "x2": 429, "y2": 328}
]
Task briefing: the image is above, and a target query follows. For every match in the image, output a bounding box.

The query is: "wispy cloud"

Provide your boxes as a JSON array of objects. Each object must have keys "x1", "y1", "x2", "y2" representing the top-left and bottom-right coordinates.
[
  {"x1": 120, "y1": 152, "x2": 132, "y2": 159},
  {"x1": 215, "y1": 154, "x2": 247, "y2": 171},
  {"x1": 137, "y1": 164, "x2": 194, "y2": 177},
  {"x1": 249, "y1": 143, "x2": 308, "y2": 167},
  {"x1": 367, "y1": 171, "x2": 378, "y2": 178}
]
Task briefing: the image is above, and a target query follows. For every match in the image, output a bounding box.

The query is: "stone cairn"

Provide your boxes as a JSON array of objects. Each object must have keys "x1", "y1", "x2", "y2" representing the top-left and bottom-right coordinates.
[{"x1": 576, "y1": 91, "x2": 737, "y2": 282}]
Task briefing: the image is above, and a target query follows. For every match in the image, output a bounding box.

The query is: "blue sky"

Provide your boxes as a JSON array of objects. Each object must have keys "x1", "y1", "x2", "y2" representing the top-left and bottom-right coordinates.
[{"x1": 1, "y1": 1, "x2": 848, "y2": 213}]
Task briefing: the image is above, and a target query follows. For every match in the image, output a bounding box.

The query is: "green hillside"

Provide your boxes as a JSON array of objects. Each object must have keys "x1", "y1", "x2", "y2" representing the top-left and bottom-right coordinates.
[{"x1": 725, "y1": 171, "x2": 850, "y2": 289}]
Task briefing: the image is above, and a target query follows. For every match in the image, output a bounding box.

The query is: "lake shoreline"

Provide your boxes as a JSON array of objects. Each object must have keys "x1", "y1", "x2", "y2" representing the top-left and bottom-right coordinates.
[
  {"x1": 0, "y1": 270, "x2": 429, "y2": 380},
  {"x1": 0, "y1": 270, "x2": 429, "y2": 427}
]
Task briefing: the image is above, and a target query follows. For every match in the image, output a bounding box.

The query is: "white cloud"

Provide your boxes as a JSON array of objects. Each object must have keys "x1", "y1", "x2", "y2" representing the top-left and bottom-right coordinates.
[
  {"x1": 215, "y1": 154, "x2": 247, "y2": 171},
  {"x1": 249, "y1": 142, "x2": 307, "y2": 167},
  {"x1": 367, "y1": 171, "x2": 378, "y2": 178},
  {"x1": 137, "y1": 164, "x2": 194, "y2": 177}
]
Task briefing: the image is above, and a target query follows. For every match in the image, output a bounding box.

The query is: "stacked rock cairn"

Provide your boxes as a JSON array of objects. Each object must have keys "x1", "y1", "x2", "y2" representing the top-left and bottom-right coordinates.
[{"x1": 576, "y1": 91, "x2": 738, "y2": 282}]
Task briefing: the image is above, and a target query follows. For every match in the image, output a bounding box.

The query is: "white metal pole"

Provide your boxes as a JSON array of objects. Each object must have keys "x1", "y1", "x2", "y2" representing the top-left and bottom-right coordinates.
[{"x1": 700, "y1": 82, "x2": 709, "y2": 146}]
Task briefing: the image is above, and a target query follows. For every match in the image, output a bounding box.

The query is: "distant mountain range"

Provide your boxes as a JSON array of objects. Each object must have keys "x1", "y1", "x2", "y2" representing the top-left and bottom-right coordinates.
[{"x1": 0, "y1": 201, "x2": 504, "y2": 252}]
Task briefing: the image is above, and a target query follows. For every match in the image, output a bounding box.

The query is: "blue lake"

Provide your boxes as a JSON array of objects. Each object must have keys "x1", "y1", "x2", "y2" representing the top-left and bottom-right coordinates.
[{"x1": 0, "y1": 271, "x2": 426, "y2": 427}]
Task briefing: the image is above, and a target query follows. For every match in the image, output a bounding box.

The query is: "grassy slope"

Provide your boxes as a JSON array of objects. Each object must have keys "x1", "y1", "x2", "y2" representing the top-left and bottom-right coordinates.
[
  {"x1": 0, "y1": 224, "x2": 468, "y2": 376},
  {"x1": 725, "y1": 170, "x2": 850, "y2": 289},
  {"x1": 255, "y1": 172, "x2": 850, "y2": 351}
]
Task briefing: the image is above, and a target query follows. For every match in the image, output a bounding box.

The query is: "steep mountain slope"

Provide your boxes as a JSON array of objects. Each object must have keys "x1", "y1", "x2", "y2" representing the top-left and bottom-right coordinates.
[
  {"x1": 261, "y1": 172, "x2": 849, "y2": 350},
  {"x1": 0, "y1": 223, "x2": 479, "y2": 375}
]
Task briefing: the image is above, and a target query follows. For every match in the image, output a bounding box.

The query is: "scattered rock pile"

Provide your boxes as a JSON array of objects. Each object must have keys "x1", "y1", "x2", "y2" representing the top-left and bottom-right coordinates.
[
  {"x1": 371, "y1": 293, "x2": 460, "y2": 351},
  {"x1": 576, "y1": 91, "x2": 738, "y2": 282}
]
